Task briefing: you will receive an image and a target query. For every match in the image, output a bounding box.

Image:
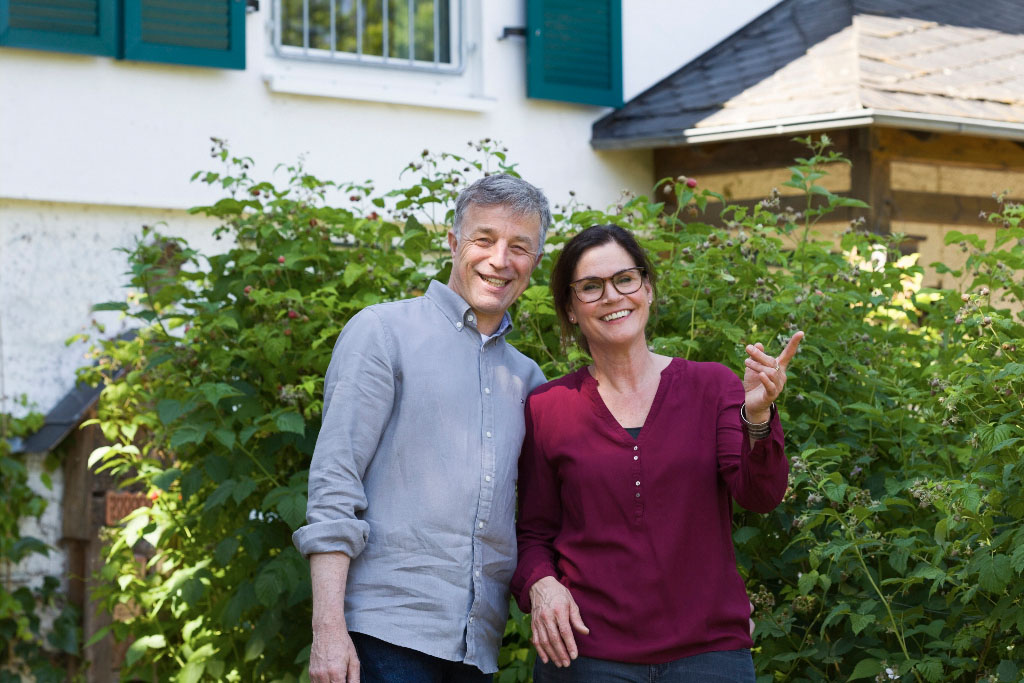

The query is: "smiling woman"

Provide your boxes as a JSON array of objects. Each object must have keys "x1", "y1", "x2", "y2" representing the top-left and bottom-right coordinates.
[{"x1": 510, "y1": 224, "x2": 803, "y2": 683}]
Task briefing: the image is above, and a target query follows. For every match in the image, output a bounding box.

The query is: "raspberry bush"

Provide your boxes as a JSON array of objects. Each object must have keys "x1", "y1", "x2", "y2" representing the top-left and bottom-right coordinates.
[{"x1": 82, "y1": 138, "x2": 1023, "y2": 682}]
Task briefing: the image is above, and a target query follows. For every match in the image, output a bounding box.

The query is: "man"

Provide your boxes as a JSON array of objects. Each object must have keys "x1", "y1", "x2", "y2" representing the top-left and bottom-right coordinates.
[{"x1": 293, "y1": 174, "x2": 551, "y2": 683}]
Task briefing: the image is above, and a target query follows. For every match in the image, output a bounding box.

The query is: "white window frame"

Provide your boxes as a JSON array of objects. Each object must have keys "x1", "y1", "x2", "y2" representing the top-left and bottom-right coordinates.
[{"x1": 271, "y1": 0, "x2": 465, "y2": 74}]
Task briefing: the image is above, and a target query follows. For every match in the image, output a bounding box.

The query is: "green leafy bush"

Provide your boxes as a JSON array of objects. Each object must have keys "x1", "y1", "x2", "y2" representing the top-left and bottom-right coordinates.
[
  {"x1": 82, "y1": 138, "x2": 1023, "y2": 682},
  {"x1": 1, "y1": 406, "x2": 81, "y2": 682}
]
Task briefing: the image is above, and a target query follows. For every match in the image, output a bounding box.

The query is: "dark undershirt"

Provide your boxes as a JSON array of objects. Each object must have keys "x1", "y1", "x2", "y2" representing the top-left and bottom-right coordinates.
[{"x1": 624, "y1": 426, "x2": 642, "y2": 439}]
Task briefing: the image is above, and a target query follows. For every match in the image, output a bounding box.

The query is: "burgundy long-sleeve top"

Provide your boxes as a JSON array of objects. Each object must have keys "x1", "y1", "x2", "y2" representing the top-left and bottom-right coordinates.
[{"x1": 510, "y1": 357, "x2": 788, "y2": 664}]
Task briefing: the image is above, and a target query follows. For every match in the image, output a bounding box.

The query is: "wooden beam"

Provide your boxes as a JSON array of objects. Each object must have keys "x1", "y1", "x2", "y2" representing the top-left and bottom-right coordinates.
[
  {"x1": 877, "y1": 128, "x2": 1024, "y2": 170},
  {"x1": 654, "y1": 129, "x2": 859, "y2": 178},
  {"x1": 890, "y1": 190, "x2": 1004, "y2": 227},
  {"x1": 683, "y1": 191, "x2": 1001, "y2": 229}
]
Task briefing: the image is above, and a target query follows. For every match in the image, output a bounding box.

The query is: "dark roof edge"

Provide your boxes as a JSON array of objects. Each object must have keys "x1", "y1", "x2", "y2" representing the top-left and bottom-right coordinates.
[
  {"x1": 8, "y1": 329, "x2": 139, "y2": 455},
  {"x1": 595, "y1": 0, "x2": 812, "y2": 132},
  {"x1": 591, "y1": 109, "x2": 1024, "y2": 150}
]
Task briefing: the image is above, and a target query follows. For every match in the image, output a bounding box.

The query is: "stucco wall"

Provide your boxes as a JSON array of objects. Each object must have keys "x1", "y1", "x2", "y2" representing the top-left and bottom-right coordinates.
[
  {"x1": 0, "y1": 200, "x2": 222, "y2": 418},
  {"x1": 8, "y1": 452, "x2": 65, "y2": 588}
]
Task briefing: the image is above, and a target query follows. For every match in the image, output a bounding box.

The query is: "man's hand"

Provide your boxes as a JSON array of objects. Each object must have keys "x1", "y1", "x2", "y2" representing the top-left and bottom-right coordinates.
[
  {"x1": 309, "y1": 552, "x2": 359, "y2": 682},
  {"x1": 529, "y1": 576, "x2": 589, "y2": 668},
  {"x1": 310, "y1": 622, "x2": 360, "y2": 683}
]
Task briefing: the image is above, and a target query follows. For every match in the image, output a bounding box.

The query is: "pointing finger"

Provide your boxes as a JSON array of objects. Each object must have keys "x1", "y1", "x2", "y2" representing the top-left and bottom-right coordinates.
[{"x1": 778, "y1": 330, "x2": 805, "y2": 370}]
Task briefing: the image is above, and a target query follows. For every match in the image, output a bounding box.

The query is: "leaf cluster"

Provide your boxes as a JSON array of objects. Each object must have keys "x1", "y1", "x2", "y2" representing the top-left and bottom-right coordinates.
[{"x1": 81, "y1": 137, "x2": 1024, "y2": 682}]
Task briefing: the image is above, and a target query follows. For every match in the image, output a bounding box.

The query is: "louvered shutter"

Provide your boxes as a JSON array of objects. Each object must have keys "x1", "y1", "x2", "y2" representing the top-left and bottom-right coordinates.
[
  {"x1": 123, "y1": 0, "x2": 244, "y2": 69},
  {"x1": 0, "y1": 0, "x2": 118, "y2": 56},
  {"x1": 526, "y1": 0, "x2": 622, "y2": 107}
]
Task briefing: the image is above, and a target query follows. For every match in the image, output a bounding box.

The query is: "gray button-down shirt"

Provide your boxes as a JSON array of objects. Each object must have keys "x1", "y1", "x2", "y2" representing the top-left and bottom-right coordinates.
[{"x1": 293, "y1": 280, "x2": 545, "y2": 673}]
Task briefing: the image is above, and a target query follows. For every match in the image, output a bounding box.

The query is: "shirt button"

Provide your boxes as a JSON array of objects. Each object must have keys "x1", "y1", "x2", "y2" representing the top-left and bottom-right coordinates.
[
  {"x1": 474, "y1": 570, "x2": 481, "y2": 577},
  {"x1": 456, "y1": 322, "x2": 463, "y2": 329},
  {"x1": 469, "y1": 617, "x2": 475, "y2": 623},
  {"x1": 636, "y1": 492, "x2": 641, "y2": 498},
  {"x1": 485, "y1": 431, "x2": 492, "y2": 438},
  {"x1": 468, "y1": 314, "x2": 475, "y2": 322},
  {"x1": 633, "y1": 455, "x2": 639, "y2": 461},
  {"x1": 484, "y1": 387, "x2": 491, "y2": 395},
  {"x1": 478, "y1": 521, "x2": 484, "y2": 529},
  {"x1": 484, "y1": 475, "x2": 492, "y2": 482},
  {"x1": 635, "y1": 481, "x2": 640, "y2": 486},
  {"x1": 633, "y1": 445, "x2": 638, "y2": 451}
]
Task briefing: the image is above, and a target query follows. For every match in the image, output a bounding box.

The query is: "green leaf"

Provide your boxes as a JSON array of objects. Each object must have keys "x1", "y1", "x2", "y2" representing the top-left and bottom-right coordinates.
[
  {"x1": 1010, "y1": 543, "x2": 1024, "y2": 573},
  {"x1": 152, "y1": 467, "x2": 181, "y2": 491},
  {"x1": 343, "y1": 262, "x2": 368, "y2": 288},
  {"x1": 212, "y1": 427, "x2": 236, "y2": 449},
  {"x1": 232, "y1": 478, "x2": 258, "y2": 503},
  {"x1": 916, "y1": 659, "x2": 944, "y2": 683},
  {"x1": 125, "y1": 634, "x2": 166, "y2": 668},
  {"x1": 277, "y1": 491, "x2": 307, "y2": 530},
  {"x1": 170, "y1": 423, "x2": 211, "y2": 449},
  {"x1": 276, "y1": 411, "x2": 306, "y2": 436},
  {"x1": 92, "y1": 301, "x2": 129, "y2": 311},
  {"x1": 177, "y1": 661, "x2": 204, "y2": 683},
  {"x1": 848, "y1": 659, "x2": 880, "y2": 680},
  {"x1": 732, "y1": 526, "x2": 760, "y2": 545},
  {"x1": 849, "y1": 612, "x2": 875, "y2": 635},
  {"x1": 215, "y1": 537, "x2": 240, "y2": 566},
  {"x1": 996, "y1": 659, "x2": 1018, "y2": 682},
  {"x1": 204, "y1": 480, "x2": 236, "y2": 512},
  {"x1": 244, "y1": 634, "x2": 265, "y2": 662},
  {"x1": 977, "y1": 553, "x2": 1012, "y2": 593},
  {"x1": 798, "y1": 570, "x2": 818, "y2": 595},
  {"x1": 200, "y1": 382, "x2": 243, "y2": 406},
  {"x1": 254, "y1": 569, "x2": 283, "y2": 607},
  {"x1": 157, "y1": 399, "x2": 186, "y2": 424}
]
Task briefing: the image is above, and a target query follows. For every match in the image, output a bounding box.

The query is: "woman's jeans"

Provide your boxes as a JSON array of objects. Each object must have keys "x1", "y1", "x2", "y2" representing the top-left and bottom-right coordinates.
[{"x1": 533, "y1": 648, "x2": 755, "y2": 683}]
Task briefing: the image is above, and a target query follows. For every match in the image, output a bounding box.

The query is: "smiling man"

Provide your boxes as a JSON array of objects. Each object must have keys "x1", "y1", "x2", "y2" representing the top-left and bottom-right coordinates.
[{"x1": 293, "y1": 174, "x2": 551, "y2": 683}]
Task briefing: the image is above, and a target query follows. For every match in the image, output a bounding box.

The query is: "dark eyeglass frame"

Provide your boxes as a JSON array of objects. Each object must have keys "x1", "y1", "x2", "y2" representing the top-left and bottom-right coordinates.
[{"x1": 568, "y1": 267, "x2": 646, "y2": 303}]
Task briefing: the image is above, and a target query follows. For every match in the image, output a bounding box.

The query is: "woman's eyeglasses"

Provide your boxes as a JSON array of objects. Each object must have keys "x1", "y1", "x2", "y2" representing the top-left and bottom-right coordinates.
[{"x1": 568, "y1": 267, "x2": 646, "y2": 303}]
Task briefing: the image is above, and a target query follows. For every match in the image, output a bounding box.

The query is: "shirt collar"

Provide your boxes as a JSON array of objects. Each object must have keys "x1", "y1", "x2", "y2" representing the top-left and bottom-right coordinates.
[{"x1": 425, "y1": 280, "x2": 514, "y2": 338}]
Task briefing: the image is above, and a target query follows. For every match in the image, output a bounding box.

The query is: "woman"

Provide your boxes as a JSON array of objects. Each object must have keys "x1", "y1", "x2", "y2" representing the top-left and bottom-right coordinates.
[{"x1": 510, "y1": 224, "x2": 803, "y2": 682}]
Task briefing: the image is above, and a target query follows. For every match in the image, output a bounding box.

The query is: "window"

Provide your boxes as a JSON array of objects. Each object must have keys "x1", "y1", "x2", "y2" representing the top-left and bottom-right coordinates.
[
  {"x1": 273, "y1": 0, "x2": 461, "y2": 73},
  {"x1": 0, "y1": 0, "x2": 246, "y2": 70}
]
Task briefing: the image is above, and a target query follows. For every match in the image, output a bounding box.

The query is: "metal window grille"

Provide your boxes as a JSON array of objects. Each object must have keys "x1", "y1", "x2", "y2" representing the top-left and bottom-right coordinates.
[{"x1": 273, "y1": 0, "x2": 463, "y2": 73}]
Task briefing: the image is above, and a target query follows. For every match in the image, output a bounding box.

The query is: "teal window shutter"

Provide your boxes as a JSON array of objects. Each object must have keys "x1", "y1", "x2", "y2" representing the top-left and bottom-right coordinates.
[
  {"x1": 0, "y1": 0, "x2": 118, "y2": 56},
  {"x1": 526, "y1": 0, "x2": 622, "y2": 107},
  {"x1": 123, "y1": 0, "x2": 245, "y2": 69}
]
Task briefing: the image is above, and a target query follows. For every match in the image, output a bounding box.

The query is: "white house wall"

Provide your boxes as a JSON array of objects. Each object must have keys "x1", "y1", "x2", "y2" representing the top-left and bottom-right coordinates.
[{"x1": 0, "y1": 0, "x2": 778, "y2": 593}]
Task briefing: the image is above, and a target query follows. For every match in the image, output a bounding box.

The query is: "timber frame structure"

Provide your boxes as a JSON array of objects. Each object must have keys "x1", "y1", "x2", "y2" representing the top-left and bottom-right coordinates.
[{"x1": 592, "y1": 0, "x2": 1024, "y2": 287}]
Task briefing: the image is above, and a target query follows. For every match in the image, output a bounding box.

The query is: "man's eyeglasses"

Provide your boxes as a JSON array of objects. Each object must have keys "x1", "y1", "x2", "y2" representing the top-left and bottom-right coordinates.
[{"x1": 568, "y1": 267, "x2": 646, "y2": 303}]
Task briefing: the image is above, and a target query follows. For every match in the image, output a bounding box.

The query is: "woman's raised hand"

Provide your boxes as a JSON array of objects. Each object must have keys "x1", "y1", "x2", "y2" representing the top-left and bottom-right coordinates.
[
  {"x1": 528, "y1": 576, "x2": 590, "y2": 668},
  {"x1": 742, "y1": 331, "x2": 804, "y2": 420}
]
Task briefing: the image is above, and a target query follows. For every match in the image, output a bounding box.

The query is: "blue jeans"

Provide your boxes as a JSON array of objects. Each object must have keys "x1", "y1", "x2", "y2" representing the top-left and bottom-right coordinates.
[
  {"x1": 350, "y1": 632, "x2": 491, "y2": 683},
  {"x1": 533, "y1": 649, "x2": 755, "y2": 683}
]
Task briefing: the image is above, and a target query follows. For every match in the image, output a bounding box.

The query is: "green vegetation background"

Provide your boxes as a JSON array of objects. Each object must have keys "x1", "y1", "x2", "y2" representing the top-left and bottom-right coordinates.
[{"x1": 5, "y1": 138, "x2": 1024, "y2": 682}]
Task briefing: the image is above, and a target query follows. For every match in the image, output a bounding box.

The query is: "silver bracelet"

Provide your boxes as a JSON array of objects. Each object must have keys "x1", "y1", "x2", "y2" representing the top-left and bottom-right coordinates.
[{"x1": 740, "y1": 403, "x2": 774, "y2": 440}]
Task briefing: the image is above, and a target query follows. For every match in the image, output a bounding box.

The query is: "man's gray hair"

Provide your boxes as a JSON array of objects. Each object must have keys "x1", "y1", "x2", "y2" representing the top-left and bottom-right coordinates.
[{"x1": 453, "y1": 173, "x2": 552, "y2": 252}]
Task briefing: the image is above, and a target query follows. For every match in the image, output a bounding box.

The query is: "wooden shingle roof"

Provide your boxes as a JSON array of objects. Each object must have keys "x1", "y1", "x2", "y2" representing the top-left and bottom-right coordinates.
[{"x1": 593, "y1": 0, "x2": 1024, "y2": 149}]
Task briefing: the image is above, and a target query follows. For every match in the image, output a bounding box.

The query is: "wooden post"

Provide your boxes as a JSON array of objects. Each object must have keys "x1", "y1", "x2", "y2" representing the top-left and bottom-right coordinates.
[{"x1": 850, "y1": 127, "x2": 893, "y2": 234}]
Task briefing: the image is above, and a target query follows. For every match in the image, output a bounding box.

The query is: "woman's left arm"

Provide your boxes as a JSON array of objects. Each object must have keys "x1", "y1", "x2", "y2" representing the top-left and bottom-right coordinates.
[{"x1": 717, "y1": 332, "x2": 805, "y2": 512}]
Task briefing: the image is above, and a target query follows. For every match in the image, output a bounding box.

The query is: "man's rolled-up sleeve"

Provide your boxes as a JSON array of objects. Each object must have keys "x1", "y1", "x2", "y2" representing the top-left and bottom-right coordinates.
[{"x1": 292, "y1": 308, "x2": 395, "y2": 558}]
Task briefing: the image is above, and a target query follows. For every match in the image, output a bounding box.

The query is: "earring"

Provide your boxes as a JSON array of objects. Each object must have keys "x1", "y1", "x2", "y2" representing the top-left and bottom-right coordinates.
[
  {"x1": 648, "y1": 298, "x2": 653, "y2": 304},
  {"x1": 569, "y1": 316, "x2": 576, "y2": 323}
]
